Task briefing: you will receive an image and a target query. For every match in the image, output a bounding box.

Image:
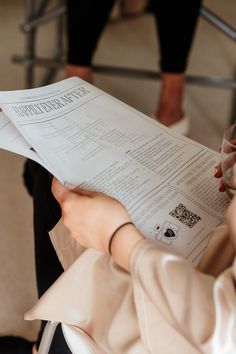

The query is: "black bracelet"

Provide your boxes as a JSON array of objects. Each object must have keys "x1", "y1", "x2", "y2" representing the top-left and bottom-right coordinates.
[{"x1": 108, "y1": 221, "x2": 134, "y2": 256}]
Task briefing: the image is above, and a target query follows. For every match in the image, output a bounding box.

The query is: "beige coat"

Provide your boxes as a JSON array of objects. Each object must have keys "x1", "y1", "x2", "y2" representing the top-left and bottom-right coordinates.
[{"x1": 25, "y1": 223, "x2": 236, "y2": 354}]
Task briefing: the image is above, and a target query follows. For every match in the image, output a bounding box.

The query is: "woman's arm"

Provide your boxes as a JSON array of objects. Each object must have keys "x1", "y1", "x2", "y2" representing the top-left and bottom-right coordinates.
[{"x1": 51, "y1": 178, "x2": 144, "y2": 271}]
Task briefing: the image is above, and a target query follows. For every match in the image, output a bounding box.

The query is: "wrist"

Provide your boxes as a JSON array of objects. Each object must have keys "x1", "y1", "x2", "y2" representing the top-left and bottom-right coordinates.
[
  {"x1": 110, "y1": 224, "x2": 144, "y2": 271},
  {"x1": 108, "y1": 222, "x2": 134, "y2": 255}
]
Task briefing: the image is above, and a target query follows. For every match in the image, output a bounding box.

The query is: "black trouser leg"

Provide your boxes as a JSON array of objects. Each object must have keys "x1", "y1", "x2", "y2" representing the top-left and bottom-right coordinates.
[
  {"x1": 66, "y1": 0, "x2": 116, "y2": 66},
  {"x1": 153, "y1": 0, "x2": 202, "y2": 73}
]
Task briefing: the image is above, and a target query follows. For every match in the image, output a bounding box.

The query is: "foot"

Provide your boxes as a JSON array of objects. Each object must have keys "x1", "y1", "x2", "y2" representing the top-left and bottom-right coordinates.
[
  {"x1": 65, "y1": 64, "x2": 93, "y2": 84},
  {"x1": 155, "y1": 72, "x2": 185, "y2": 127},
  {"x1": 167, "y1": 116, "x2": 189, "y2": 135}
]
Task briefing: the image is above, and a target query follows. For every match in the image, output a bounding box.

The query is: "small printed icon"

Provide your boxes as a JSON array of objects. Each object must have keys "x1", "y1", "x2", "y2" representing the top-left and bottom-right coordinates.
[
  {"x1": 164, "y1": 228, "x2": 176, "y2": 238},
  {"x1": 154, "y1": 220, "x2": 180, "y2": 245},
  {"x1": 154, "y1": 224, "x2": 161, "y2": 232}
]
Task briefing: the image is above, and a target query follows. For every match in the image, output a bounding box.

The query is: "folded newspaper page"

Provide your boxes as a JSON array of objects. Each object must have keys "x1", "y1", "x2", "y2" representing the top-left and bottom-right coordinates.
[{"x1": 0, "y1": 77, "x2": 229, "y2": 264}]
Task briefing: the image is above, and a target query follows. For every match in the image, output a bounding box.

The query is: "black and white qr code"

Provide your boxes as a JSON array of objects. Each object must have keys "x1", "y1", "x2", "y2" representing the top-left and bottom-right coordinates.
[{"x1": 169, "y1": 203, "x2": 201, "y2": 228}]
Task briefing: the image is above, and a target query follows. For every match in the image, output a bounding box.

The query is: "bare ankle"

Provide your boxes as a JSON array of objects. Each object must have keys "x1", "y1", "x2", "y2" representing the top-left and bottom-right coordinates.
[
  {"x1": 65, "y1": 64, "x2": 93, "y2": 84},
  {"x1": 156, "y1": 72, "x2": 185, "y2": 126}
]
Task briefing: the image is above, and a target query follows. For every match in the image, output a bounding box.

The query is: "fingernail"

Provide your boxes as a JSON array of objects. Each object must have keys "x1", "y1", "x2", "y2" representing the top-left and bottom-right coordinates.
[
  {"x1": 219, "y1": 182, "x2": 226, "y2": 192},
  {"x1": 214, "y1": 167, "x2": 221, "y2": 178}
]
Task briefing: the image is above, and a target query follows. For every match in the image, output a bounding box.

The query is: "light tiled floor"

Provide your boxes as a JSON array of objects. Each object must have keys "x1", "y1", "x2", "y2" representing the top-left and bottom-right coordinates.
[{"x1": 0, "y1": 0, "x2": 235, "y2": 341}]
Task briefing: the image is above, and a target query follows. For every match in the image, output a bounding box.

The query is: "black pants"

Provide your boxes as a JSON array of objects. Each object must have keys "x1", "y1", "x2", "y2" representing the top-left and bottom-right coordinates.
[
  {"x1": 67, "y1": 0, "x2": 202, "y2": 73},
  {"x1": 23, "y1": 160, "x2": 71, "y2": 354}
]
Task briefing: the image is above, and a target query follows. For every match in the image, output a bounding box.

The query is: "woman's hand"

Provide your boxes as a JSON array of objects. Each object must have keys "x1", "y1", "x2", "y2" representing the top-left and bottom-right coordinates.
[
  {"x1": 215, "y1": 139, "x2": 236, "y2": 192},
  {"x1": 215, "y1": 163, "x2": 226, "y2": 192},
  {"x1": 51, "y1": 178, "x2": 132, "y2": 254}
]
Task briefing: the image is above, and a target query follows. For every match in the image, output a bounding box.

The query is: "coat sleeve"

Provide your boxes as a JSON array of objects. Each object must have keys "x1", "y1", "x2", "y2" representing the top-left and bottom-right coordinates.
[{"x1": 129, "y1": 240, "x2": 217, "y2": 353}]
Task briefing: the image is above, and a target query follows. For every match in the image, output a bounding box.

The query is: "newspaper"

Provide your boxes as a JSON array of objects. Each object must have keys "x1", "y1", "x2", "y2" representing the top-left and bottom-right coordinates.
[{"x1": 0, "y1": 77, "x2": 229, "y2": 264}]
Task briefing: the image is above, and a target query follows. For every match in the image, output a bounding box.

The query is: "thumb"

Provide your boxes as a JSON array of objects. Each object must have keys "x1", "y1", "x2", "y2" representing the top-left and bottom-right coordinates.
[{"x1": 51, "y1": 177, "x2": 72, "y2": 202}]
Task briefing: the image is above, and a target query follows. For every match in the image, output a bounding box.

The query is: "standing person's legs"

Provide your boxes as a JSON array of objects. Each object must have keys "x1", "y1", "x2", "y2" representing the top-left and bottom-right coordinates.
[
  {"x1": 65, "y1": 0, "x2": 116, "y2": 82},
  {"x1": 152, "y1": 0, "x2": 202, "y2": 128},
  {"x1": 23, "y1": 160, "x2": 71, "y2": 354}
]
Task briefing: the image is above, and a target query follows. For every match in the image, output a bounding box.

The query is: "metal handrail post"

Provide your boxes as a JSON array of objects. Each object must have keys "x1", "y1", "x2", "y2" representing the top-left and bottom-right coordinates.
[
  {"x1": 40, "y1": 0, "x2": 65, "y2": 86},
  {"x1": 25, "y1": 0, "x2": 37, "y2": 88},
  {"x1": 21, "y1": 6, "x2": 66, "y2": 33},
  {"x1": 200, "y1": 6, "x2": 236, "y2": 41}
]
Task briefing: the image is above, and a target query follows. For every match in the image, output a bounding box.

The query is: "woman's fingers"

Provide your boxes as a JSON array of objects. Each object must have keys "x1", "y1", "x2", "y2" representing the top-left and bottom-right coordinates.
[
  {"x1": 52, "y1": 178, "x2": 94, "y2": 202},
  {"x1": 221, "y1": 139, "x2": 236, "y2": 153},
  {"x1": 214, "y1": 164, "x2": 225, "y2": 192},
  {"x1": 72, "y1": 186, "x2": 94, "y2": 198},
  {"x1": 214, "y1": 164, "x2": 222, "y2": 178},
  {"x1": 51, "y1": 178, "x2": 71, "y2": 203},
  {"x1": 219, "y1": 181, "x2": 226, "y2": 192},
  {"x1": 221, "y1": 153, "x2": 236, "y2": 174},
  {"x1": 215, "y1": 150, "x2": 236, "y2": 192}
]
